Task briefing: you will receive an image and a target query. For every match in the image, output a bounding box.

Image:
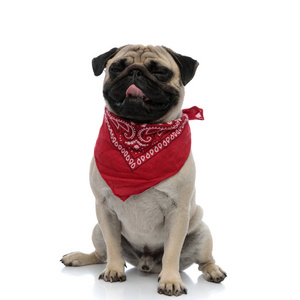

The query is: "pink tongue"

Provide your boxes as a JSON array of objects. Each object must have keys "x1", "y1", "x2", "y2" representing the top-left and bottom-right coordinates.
[{"x1": 126, "y1": 84, "x2": 149, "y2": 100}]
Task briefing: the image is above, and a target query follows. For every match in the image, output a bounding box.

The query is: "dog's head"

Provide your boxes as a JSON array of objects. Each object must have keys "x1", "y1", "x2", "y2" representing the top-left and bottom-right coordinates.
[{"x1": 92, "y1": 45, "x2": 199, "y2": 123}]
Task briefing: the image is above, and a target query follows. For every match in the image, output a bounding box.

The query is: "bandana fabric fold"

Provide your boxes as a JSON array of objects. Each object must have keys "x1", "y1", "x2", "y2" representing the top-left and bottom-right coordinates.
[{"x1": 94, "y1": 106, "x2": 204, "y2": 201}]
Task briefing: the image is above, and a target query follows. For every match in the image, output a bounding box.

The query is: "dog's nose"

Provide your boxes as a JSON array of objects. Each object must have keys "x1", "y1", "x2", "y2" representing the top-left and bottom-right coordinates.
[
  {"x1": 141, "y1": 265, "x2": 150, "y2": 271},
  {"x1": 129, "y1": 69, "x2": 142, "y2": 79}
]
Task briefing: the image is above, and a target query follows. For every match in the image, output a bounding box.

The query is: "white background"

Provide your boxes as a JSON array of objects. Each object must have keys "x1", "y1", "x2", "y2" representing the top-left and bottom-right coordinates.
[{"x1": 1, "y1": 0, "x2": 300, "y2": 299}]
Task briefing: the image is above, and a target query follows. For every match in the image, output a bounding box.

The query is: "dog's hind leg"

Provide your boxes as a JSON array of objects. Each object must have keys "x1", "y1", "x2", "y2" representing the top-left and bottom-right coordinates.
[
  {"x1": 61, "y1": 223, "x2": 106, "y2": 266},
  {"x1": 195, "y1": 222, "x2": 227, "y2": 283},
  {"x1": 188, "y1": 206, "x2": 227, "y2": 283}
]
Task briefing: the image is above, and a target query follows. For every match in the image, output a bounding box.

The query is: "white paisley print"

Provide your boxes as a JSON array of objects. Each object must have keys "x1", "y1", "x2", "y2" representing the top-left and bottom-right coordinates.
[{"x1": 105, "y1": 109, "x2": 188, "y2": 171}]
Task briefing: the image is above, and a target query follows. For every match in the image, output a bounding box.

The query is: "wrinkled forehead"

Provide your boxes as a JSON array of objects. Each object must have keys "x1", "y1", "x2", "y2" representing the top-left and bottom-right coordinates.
[{"x1": 109, "y1": 45, "x2": 178, "y2": 69}]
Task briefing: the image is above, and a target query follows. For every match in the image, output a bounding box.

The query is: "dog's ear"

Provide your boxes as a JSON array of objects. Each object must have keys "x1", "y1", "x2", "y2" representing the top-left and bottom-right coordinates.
[
  {"x1": 164, "y1": 47, "x2": 199, "y2": 86},
  {"x1": 92, "y1": 47, "x2": 119, "y2": 76}
]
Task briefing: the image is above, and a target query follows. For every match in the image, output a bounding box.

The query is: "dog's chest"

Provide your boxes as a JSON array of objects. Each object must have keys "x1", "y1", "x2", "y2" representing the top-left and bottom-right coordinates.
[{"x1": 104, "y1": 187, "x2": 176, "y2": 249}]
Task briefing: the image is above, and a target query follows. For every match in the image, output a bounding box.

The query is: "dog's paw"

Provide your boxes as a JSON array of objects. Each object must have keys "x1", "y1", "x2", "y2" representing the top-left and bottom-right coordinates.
[
  {"x1": 157, "y1": 272, "x2": 187, "y2": 296},
  {"x1": 60, "y1": 251, "x2": 102, "y2": 266},
  {"x1": 98, "y1": 262, "x2": 127, "y2": 283},
  {"x1": 201, "y1": 264, "x2": 227, "y2": 283}
]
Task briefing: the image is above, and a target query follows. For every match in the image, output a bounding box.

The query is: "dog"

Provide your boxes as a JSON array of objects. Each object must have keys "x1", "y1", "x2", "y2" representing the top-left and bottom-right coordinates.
[{"x1": 61, "y1": 45, "x2": 226, "y2": 296}]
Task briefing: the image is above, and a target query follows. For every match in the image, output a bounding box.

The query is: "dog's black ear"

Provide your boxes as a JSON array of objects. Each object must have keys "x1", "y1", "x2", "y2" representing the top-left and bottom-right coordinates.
[
  {"x1": 92, "y1": 47, "x2": 119, "y2": 76},
  {"x1": 164, "y1": 47, "x2": 199, "y2": 86}
]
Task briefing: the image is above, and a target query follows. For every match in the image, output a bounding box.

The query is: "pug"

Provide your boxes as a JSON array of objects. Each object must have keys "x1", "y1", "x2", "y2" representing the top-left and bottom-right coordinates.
[{"x1": 61, "y1": 45, "x2": 226, "y2": 296}]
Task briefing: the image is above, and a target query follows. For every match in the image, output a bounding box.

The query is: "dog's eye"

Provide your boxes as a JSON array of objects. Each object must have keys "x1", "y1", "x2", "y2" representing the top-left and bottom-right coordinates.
[
  {"x1": 151, "y1": 67, "x2": 173, "y2": 81},
  {"x1": 110, "y1": 66, "x2": 123, "y2": 73},
  {"x1": 109, "y1": 59, "x2": 127, "y2": 76},
  {"x1": 147, "y1": 61, "x2": 173, "y2": 81},
  {"x1": 152, "y1": 69, "x2": 168, "y2": 75}
]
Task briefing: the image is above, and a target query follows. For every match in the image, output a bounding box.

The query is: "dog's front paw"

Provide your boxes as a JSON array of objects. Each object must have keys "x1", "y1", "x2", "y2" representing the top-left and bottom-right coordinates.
[
  {"x1": 99, "y1": 261, "x2": 126, "y2": 283},
  {"x1": 201, "y1": 263, "x2": 227, "y2": 283},
  {"x1": 60, "y1": 251, "x2": 102, "y2": 266},
  {"x1": 157, "y1": 271, "x2": 187, "y2": 296}
]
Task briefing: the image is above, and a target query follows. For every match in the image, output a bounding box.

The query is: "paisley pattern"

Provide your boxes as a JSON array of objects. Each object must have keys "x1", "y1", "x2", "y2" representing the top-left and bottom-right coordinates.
[{"x1": 105, "y1": 109, "x2": 188, "y2": 170}]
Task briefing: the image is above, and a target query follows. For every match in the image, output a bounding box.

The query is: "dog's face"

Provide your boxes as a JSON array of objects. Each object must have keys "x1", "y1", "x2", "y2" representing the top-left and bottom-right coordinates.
[{"x1": 92, "y1": 45, "x2": 199, "y2": 123}]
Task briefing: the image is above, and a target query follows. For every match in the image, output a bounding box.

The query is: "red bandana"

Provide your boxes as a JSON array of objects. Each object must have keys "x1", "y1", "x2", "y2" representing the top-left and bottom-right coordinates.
[{"x1": 94, "y1": 106, "x2": 204, "y2": 201}]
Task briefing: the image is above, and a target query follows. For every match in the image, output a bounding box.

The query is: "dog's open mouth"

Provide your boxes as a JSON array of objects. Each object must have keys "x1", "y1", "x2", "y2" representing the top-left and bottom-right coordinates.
[{"x1": 126, "y1": 84, "x2": 149, "y2": 101}]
